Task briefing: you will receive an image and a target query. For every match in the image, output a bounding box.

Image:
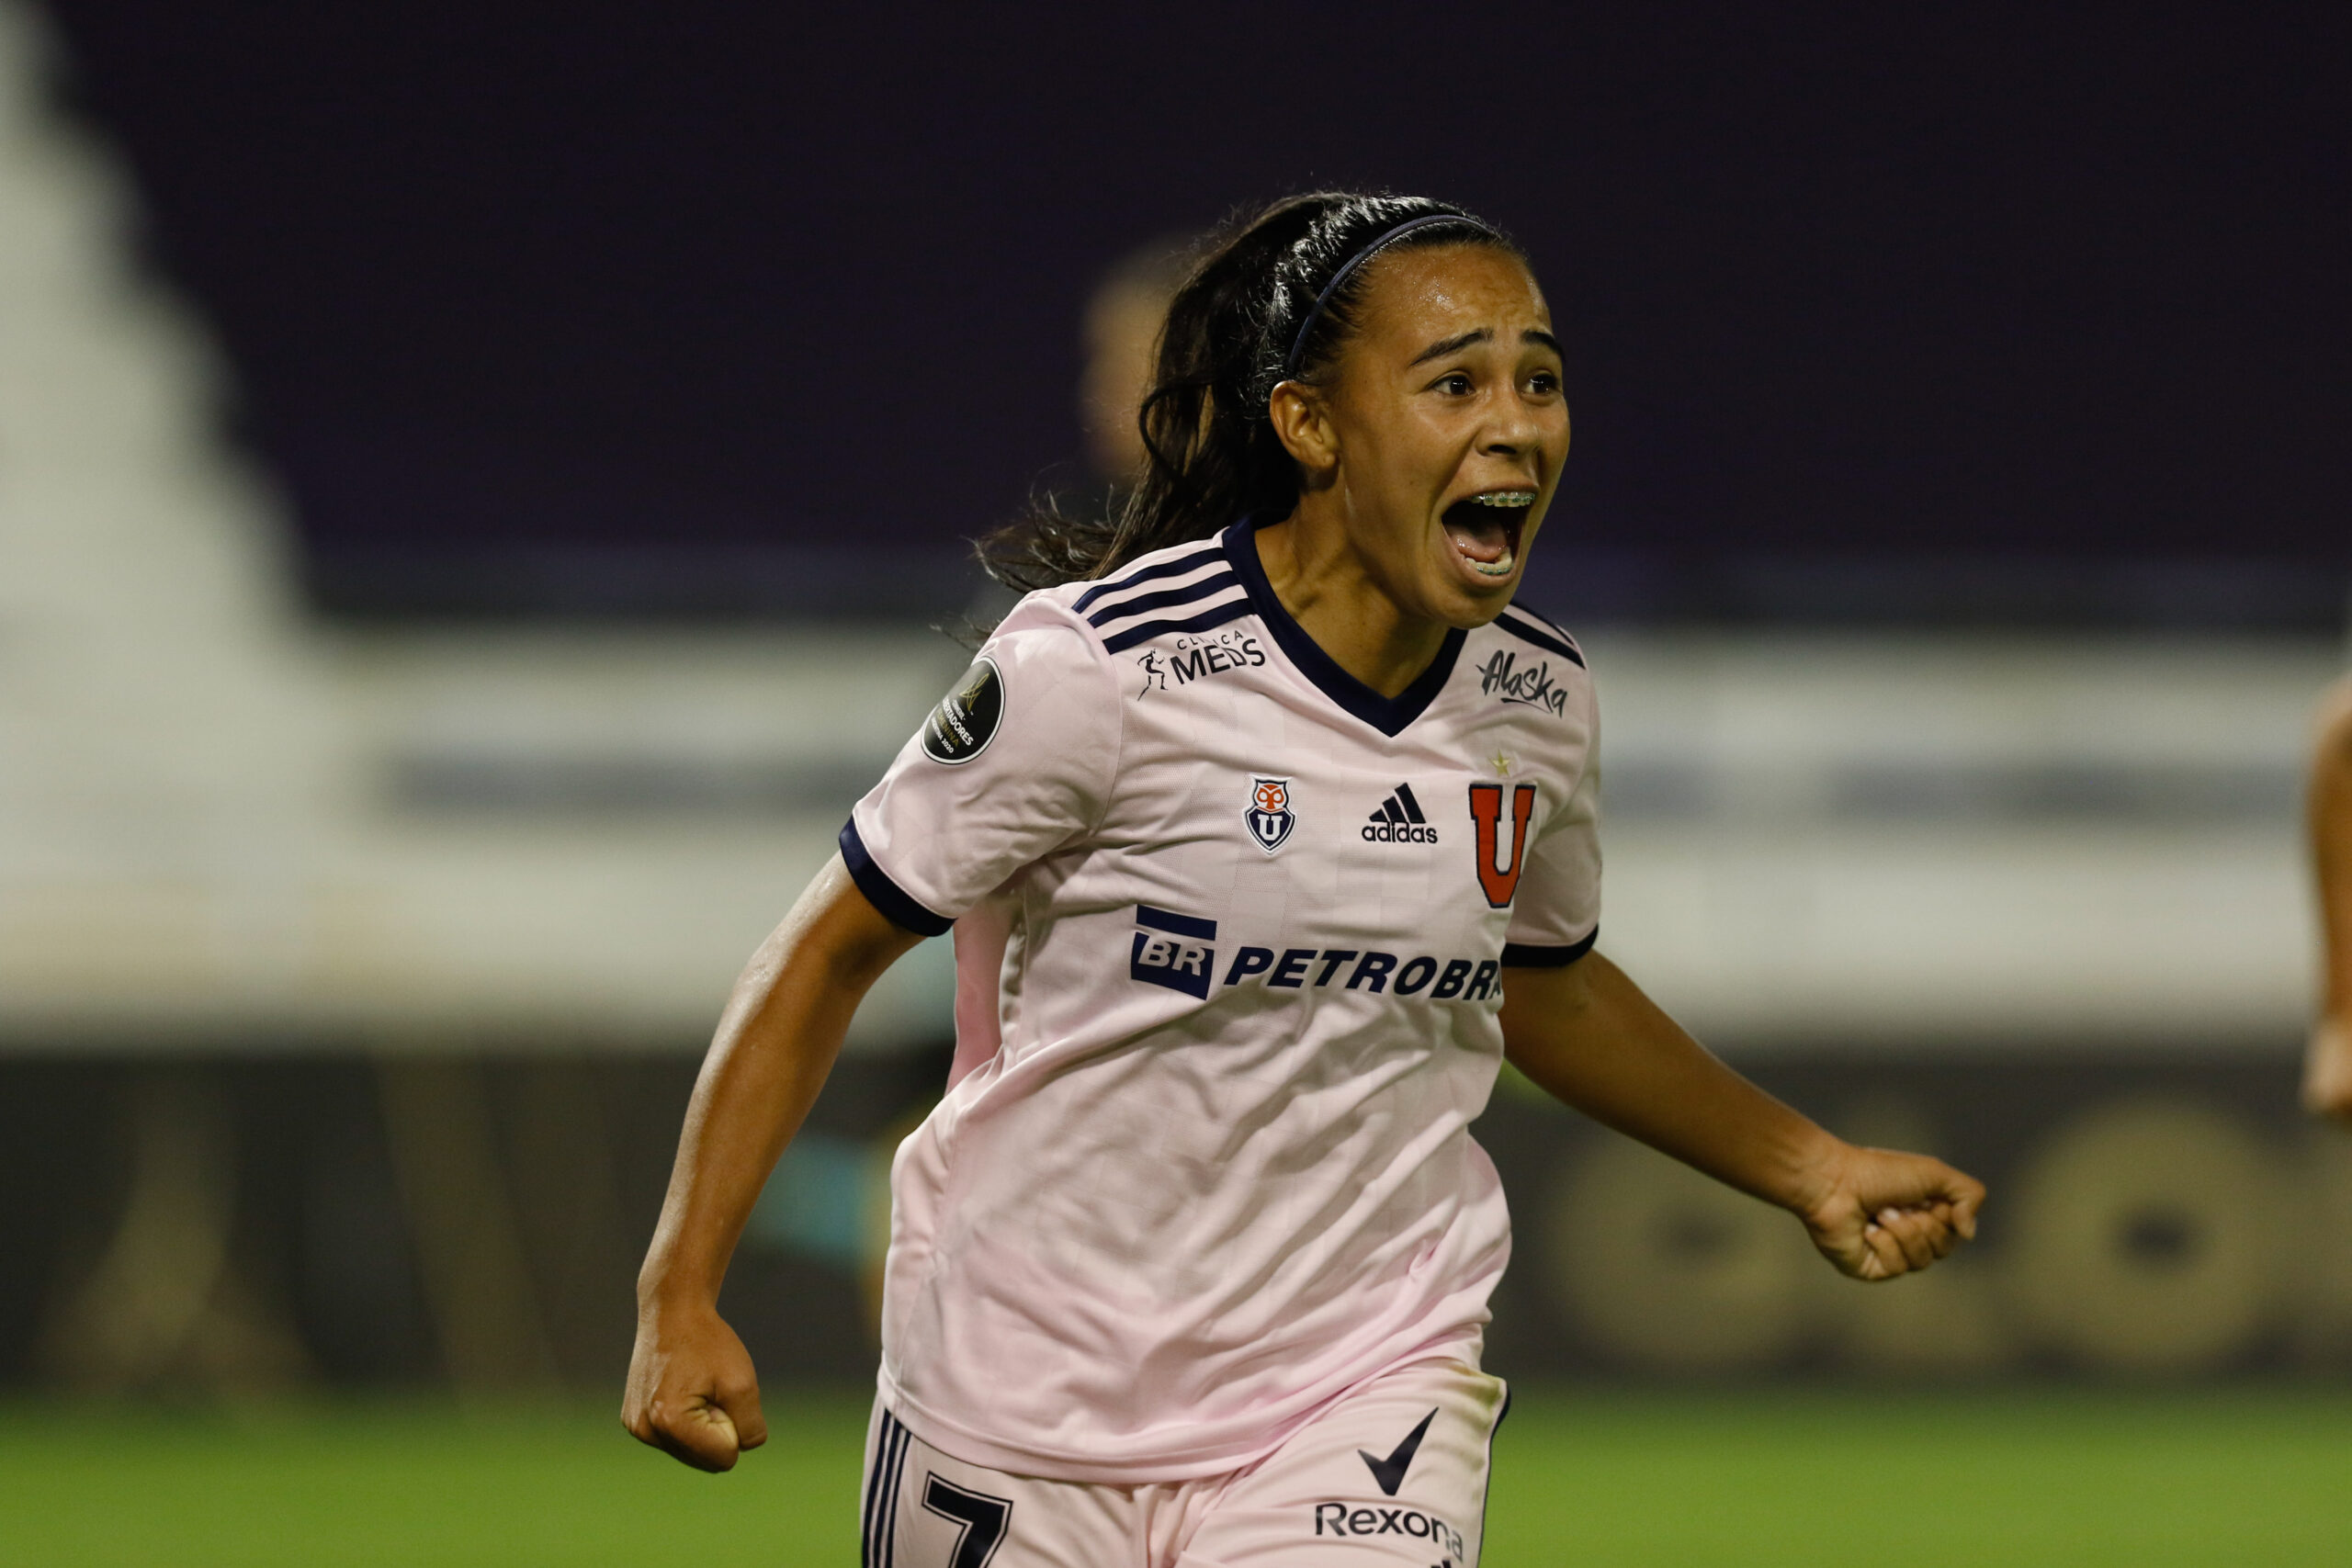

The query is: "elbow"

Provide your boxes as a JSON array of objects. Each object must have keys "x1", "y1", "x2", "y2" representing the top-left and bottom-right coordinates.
[
  {"x1": 2321, "y1": 678, "x2": 2352, "y2": 758},
  {"x1": 2315, "y1": 679, "x2": 2352, "y2": 807},
  {"x1": 823, "y1": 928, "x2": 920, "y2": 993}
]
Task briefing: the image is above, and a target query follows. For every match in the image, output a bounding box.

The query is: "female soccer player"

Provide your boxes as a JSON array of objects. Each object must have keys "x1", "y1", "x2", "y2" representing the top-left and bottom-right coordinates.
[{"x1": 626, "y1": 192, "x2": 1984, "y2": 1566}]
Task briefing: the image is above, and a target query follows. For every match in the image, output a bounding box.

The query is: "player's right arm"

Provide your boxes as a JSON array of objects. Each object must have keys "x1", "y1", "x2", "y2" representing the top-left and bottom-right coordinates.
[
  {"x1": 2305, "y1": 676, "x2": 2352, "y2": 1121},
  {"x1": 624, "y1": 853, "x2": 921, "y2": 1472},
  {"x1": 625, "y1": 606, "x2": 1114, "y2": 1471}
]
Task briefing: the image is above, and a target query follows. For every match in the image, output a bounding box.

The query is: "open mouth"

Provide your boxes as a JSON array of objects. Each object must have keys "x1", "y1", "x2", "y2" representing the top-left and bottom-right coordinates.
[{"x1": 1441, "y1": 491, "x2": 1535, "y2": 579}]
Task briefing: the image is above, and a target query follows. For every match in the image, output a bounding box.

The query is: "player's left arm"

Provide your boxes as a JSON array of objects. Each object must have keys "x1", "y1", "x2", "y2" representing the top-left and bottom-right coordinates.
[
  {"x1": 2305, "y1": 676, "x2": 2352, "y2": 1121},
  {"x1": 1499, "y1": 952, "x2": 1984, "y2": 1280}
]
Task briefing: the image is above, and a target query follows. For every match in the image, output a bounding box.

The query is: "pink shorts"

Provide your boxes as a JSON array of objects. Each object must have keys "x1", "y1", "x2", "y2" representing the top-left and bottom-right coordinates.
[{"x1": 858, "y1": 1359, "x2": 1509, "y2": 1568}]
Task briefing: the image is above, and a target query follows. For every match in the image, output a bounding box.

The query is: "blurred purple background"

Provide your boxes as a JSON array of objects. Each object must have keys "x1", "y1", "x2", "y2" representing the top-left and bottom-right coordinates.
[{"x1": 43, "y1": 1, "x2": 2350, "y2": 620}]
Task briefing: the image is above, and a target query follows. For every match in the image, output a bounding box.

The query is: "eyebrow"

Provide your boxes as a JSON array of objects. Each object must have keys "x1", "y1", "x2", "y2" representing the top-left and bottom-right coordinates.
[
  {"x1": 1408, "y1": 330, "x2": 1488, "y2": 367},
  {"x1": 1408, "y1": 326, "x2": 1565, "y2": 366}
]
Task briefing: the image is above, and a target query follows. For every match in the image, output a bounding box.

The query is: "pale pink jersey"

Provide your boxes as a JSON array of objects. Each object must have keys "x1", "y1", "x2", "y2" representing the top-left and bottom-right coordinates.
[{"x1": 842, "y1": 519, "x2": 1600, "y2": 1484}]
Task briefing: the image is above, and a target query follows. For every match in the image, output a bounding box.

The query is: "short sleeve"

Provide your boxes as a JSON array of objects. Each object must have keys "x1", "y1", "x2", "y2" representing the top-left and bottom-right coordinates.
[
  {"x1": 842, "y1": 600, "x2": 1121, "y2": 935},
  {"x1": 1501, "y1": 683, "x2": 1601, "y2": 966}
]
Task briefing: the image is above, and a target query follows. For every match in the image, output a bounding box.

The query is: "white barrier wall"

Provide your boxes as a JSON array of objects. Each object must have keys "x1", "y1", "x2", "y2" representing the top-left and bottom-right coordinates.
[{"x1": 1589, "y1": 631, "x2": 2332, "y2": 1050}]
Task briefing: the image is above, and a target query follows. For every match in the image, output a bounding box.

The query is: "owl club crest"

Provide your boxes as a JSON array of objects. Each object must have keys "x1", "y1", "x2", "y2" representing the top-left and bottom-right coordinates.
[{"x1": 1245, "y1": 775, "x2": 1297, "y2": 853}]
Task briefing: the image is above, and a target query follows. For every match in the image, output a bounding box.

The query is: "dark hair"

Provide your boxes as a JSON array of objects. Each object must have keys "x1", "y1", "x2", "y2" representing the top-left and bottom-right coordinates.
[{"x1": 979, "y1": 192, "x2": 1521, "y2": 592}]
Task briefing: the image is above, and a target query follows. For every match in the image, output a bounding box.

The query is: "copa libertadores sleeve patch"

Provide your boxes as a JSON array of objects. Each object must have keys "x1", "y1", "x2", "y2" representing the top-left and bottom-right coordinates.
[{"x1": 921, "y1": 656, "x2": 1005, "y2": 764}]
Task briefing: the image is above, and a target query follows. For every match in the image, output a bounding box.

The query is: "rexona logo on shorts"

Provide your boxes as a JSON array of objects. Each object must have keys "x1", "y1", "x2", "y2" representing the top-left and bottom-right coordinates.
[
  {"x1": 921, "y1": 657, "x2": 1003, "y2": 765},
  {"x1": 1310, "y1": 1502, "x2": 1466, "y2": 1563},
  {"x1": 1363, "y1": 783, "x2": 1439, "y2": 843},
  {"x1": 1130, "y1": 906, "x2": 1217, "y2": 999}
]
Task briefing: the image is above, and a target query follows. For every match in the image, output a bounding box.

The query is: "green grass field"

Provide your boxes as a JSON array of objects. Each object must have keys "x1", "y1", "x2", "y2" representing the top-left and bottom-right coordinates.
[{"x1": 1, "y1": 1389, "x2": 2346, "y2": 1566}]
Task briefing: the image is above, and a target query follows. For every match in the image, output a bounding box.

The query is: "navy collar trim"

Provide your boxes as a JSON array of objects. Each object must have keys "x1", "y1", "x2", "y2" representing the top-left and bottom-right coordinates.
[{"x1": 1221, "y1": 517, "x2": 1465, "y2": 739}]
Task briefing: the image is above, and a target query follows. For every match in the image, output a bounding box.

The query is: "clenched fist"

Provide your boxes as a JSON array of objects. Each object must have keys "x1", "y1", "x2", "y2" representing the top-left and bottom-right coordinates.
[
  {"x1": 1794, "y1": 1142, "x2": 1985, "y2": 1282},
  {"x1": 623, "y1": 1298, "x2": 769, "y2": 1472}
]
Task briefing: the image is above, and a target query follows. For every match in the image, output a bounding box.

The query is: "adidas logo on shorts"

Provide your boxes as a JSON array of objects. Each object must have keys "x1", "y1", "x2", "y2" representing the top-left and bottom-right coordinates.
[{"x1": 1363, "y1": 783, "x2": 1440, "y2": 844}]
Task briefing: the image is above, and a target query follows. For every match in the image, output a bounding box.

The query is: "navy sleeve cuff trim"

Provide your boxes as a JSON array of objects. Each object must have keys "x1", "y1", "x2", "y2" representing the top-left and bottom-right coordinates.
[
  {"x1": 839, "y1": 818, "x2": 954, "y2": 937},
  {"x1": 1501, "y1": 928, "x2": 1599, "y2": 968}
]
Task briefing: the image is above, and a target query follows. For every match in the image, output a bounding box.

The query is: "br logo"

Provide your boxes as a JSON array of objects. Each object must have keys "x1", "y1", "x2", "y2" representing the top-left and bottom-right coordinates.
[
  {"x1": 1467, "y1": 782, "x2": 1537, "y2": 907},
  {"x1": 1245, "y1": 775, "x2": 1297, "y2": 853},
  {"x1": 1130, "y1": 906, "x2": 1217, "y2": 999}
]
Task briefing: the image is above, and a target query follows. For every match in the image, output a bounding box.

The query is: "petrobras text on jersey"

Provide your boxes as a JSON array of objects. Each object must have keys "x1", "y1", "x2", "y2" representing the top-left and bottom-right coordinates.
[{"x1": 1130, "y1": 907, "x2": 1501, "y2": 1004}]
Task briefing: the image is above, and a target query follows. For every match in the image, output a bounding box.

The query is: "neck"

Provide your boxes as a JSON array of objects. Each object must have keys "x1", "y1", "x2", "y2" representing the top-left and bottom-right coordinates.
[{"x1": 1253, "y1": 496, "x2": 1450, "y2": 699}]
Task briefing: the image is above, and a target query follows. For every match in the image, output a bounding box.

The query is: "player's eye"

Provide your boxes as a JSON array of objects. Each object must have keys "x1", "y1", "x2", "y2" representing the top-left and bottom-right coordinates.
[
  {"x1": 1526, "y1": 370, "x2": 1561, "y2": 396},
  {"x1": 1434, "y1": 371, "x2": 1475, "y2": 396}
]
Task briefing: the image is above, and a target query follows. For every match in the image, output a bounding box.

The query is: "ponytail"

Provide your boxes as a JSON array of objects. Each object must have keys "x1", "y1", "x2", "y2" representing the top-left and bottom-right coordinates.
[{"x1": 978, "y1": 192, "x2": 1519, "y2": 592}]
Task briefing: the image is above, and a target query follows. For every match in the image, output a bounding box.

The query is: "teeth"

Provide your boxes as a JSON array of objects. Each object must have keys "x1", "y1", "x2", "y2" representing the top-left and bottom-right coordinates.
[
  {"x1": 1473, "y1": 491, "x2": 1536, "y2": 508},
  {"x1": 1470, "y1": 548, "x2": 1517, "y2": 577}
]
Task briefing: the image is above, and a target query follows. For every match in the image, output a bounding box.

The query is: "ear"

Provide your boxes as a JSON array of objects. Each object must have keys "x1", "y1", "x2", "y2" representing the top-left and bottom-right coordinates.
[{"x1": 1267, "y1": 379, "x2": 1339, "y2": 480}]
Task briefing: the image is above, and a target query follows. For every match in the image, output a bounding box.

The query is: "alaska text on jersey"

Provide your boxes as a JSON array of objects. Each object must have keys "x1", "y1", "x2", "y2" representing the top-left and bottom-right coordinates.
[{"x1": 1476, "y1": 649, "x2": 1568, "y2": 716}]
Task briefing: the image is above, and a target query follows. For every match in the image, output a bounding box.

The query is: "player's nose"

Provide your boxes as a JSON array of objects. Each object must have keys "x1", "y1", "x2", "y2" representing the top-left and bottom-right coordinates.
[{"x1": 1478, "y1": 393, "x2": 1544, "y2": 462}]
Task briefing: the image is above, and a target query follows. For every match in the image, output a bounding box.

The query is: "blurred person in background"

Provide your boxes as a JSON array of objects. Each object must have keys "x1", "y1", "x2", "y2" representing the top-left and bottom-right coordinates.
[
  {"x1": 1077, "y1": 236, "x2": 1195, "y2": 486},
  {"x1": 625, "y1": 191, "x2": 1983, "y2": 1567},
  {"x1": 2305, "y1": 674, "x2": 2352, "y2": 1119}
]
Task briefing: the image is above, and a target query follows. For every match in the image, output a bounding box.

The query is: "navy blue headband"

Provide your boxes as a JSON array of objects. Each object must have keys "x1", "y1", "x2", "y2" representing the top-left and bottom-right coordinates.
[{"x1": 1280, "y1": 212, "x2": 1495, "y2": 378}]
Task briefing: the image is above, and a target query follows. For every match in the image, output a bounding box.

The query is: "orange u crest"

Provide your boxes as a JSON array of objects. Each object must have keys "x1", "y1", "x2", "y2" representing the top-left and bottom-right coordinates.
[{"x1": 1467, "y1": 783, "x2": 1537, "y2": 908}]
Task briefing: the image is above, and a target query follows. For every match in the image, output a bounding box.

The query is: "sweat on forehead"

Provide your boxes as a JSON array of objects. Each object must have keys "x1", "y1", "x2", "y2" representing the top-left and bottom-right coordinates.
[
  {"x1": 1271, "y1": 224, "x2": 1525, "y2": 396},
  {"x1": 1280, "y1": 213, "x2": 1501, "y2": 378},
  {"x1": 1301, "y1": 265, "x2": 1557, "y2": 411}
]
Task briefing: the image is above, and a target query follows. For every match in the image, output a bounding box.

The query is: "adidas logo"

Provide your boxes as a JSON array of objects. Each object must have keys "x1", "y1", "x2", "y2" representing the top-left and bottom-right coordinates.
[{"x1": 1363, "y1": 783, "x2": 1440, "y2": 844}]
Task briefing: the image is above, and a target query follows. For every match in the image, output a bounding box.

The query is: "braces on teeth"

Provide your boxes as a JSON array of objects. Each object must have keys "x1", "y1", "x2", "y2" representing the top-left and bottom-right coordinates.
[{"x1": 1453, "y1": 492, "x2": 1532, "y2": 575}]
